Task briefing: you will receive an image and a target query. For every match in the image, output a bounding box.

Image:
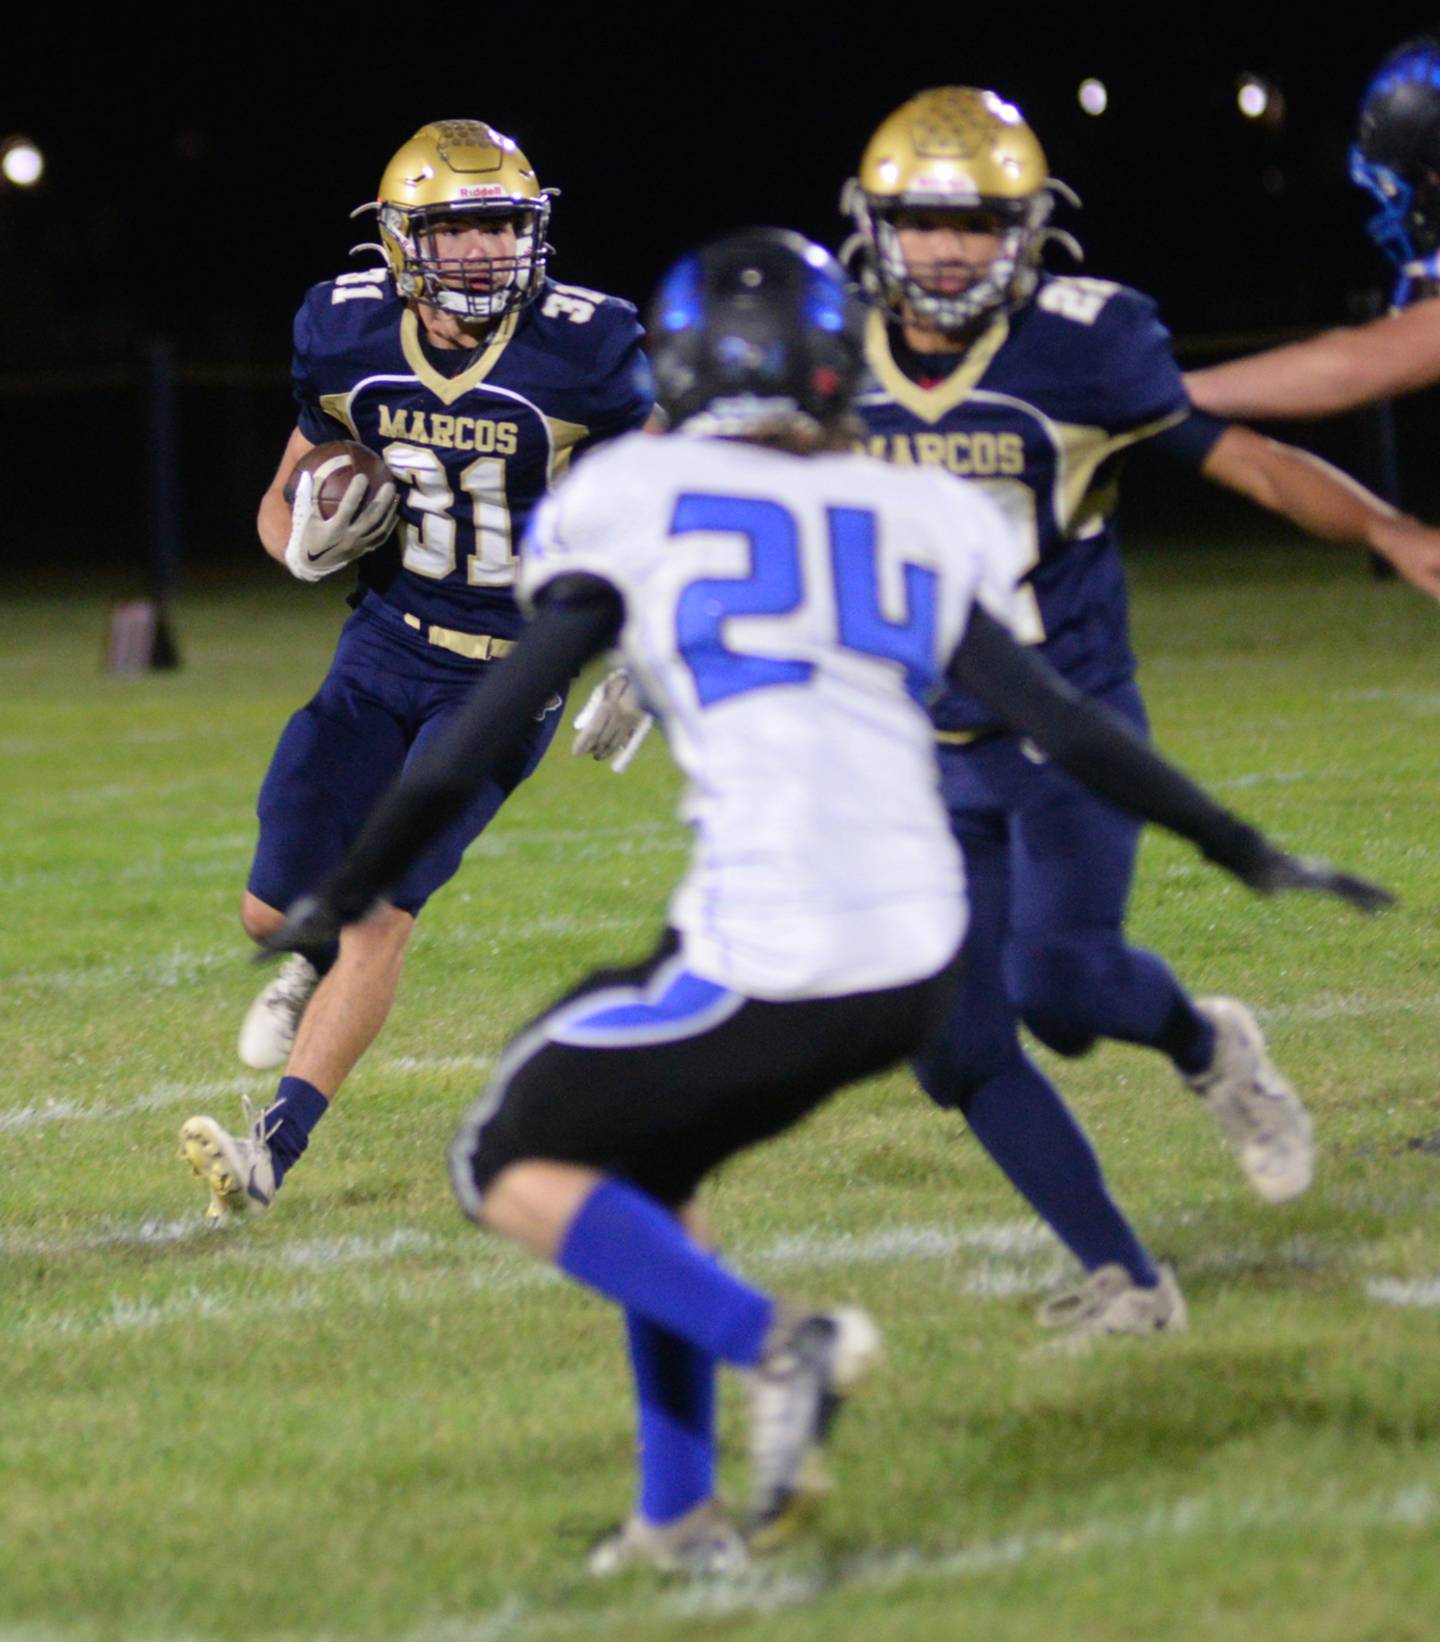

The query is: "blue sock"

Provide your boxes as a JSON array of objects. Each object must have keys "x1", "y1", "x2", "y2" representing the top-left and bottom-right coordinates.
[
  {"x1": 262, "y1": 1076, "x2": 329, "y2": 1187},
  {"x1": 626, "y1": 1310, "x2": 717, "y2": 1525},
  {"x1": 964, "y1": 1059, "x2": 1160, "y2": 1287},
  {"x1": 558, "y1": 1179, "x2": 774, "y2": 1366}
]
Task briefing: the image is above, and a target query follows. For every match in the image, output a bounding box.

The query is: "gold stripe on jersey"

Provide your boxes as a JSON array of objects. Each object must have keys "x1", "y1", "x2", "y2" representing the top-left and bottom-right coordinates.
[
  {"x1": 544, "y1": 415, "x2": 591, "y2": 482},
  {"x1": 318, "y1": 393, "x2": 360, "y2": 436},
  {"x1": 1051, "y1": 408, "x2": 1187, "y2": 538},
  {"x1": 934, "y1": 725, "x2": 1006, "y2": 744},
  {"x1": 862, "y1": 306, "x2": 1009, "y2": 424},
  {"x1": 399, "y1": 306, "x2": 520, "y2": 405}
]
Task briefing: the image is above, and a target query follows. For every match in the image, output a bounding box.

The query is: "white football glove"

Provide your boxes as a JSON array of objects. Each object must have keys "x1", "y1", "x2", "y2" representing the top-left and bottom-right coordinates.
[
  {"x1": 573, "y1": 667, "x2": 653, "y2": 770},
  {"x1": 283, "y1": 470, "x2": 399, "y2": 583}
]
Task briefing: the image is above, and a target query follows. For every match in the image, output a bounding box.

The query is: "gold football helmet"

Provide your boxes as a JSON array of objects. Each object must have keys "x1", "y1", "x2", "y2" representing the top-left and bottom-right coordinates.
[
  {"x1": 842, "y1": 87, "x2": 1078, "y2": 329},
  {"x1": 353, "y1": 119, "x2": 556, "y2": 321}
]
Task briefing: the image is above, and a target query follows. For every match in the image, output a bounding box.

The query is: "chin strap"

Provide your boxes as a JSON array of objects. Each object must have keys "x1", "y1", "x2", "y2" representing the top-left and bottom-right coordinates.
[
  {"x1": 1393, "y1": 251, "x2": 1440, "y2": 308},
  {"x1": 1349, "y1": 145, "x2": 1440, "y2": 306}
]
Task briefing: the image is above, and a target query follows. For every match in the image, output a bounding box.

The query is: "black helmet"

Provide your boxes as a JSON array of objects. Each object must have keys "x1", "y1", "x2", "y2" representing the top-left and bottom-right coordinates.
[
  {"x1": 1351, "y1": 37, "x2": 1440, "y2": 300},
  {"x1": 648, "y1": 227, "x2": 865, "y2": 436}
]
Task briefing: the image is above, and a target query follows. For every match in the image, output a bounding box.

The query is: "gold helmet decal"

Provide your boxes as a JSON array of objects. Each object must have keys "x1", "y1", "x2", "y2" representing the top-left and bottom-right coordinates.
[
  {"x1": 843, "y1": 88, "x2": 1078, "y2": 329},
  {"x1": 862, "y1": 87, "x2": 1049, "y2": 201},
  {"x1": 357, "y1": 120, "x2": 557, "y2": 322}
]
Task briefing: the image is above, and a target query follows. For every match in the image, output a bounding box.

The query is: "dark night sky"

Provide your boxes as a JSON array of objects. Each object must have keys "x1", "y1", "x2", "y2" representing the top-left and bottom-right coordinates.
[{"x1": 6, "y1": 3, "x2": 1440, "y2": 358}]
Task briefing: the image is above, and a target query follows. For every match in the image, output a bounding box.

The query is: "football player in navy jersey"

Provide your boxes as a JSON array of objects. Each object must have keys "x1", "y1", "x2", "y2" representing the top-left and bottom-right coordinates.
[
  {"x1": 257, "y1": 228, "x2": 1385, "y2": 1569},
  {"x1": 829, "y1": 88, "x2": 1440, "y2": 1331},
  {"x1": 177, "y1": 119, "x2": 655, "y2": 1219}
]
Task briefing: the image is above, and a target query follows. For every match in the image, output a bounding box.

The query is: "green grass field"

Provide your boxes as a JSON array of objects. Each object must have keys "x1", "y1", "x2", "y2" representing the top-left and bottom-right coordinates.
[{"x1": 2, "y1": 535, "x2": 1438, "y2": 1642}]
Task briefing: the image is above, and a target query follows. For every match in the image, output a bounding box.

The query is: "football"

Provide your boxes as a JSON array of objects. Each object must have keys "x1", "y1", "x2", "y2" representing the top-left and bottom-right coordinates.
[{"x1": 283, "y1": 441, "x2": 392, "y2": 518}]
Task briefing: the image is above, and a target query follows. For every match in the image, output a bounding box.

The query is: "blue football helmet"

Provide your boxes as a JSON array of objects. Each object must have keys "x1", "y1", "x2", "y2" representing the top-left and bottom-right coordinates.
[
  {"x1": 648, "y1": 228, "x2": 865, "y2": 437},
  {"x1": 1351, "y1": 38, "x2": 1440, "y2": 304}
]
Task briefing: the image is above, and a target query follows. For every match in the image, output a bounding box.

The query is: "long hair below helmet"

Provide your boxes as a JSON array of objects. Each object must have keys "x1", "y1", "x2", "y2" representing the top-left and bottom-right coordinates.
[{"x1": 648, "y1": 228, "x2": 865, "y2": 438}]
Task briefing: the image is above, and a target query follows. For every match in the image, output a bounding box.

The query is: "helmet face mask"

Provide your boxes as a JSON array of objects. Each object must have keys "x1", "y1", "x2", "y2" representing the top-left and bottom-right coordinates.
[
  {"x1": 360, "y1": 120, "x2": 556, "y2": 322},
  {"x1": 649, "y1": 229, "x2": 864, "y2": 440},
  {"x1": 863, "y1": 195, "x2": 1047, "y2": 331},
  {"x1": 379, "y1": 197, "x2": 551, "y2": 321},
  {"x1": 842, "y1": 87, "x2": 1065, "y2": 331},
  {"x1": 1351, "y1": 39, "x2": 1440, "y2": 301}
]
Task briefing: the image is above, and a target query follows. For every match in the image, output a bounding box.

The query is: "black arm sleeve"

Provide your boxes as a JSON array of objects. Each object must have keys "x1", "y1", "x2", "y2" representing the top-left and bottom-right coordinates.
[
  {"x1": 321, "y1": 574, "x2": 624, "y2": 919},
  {"x1": 948, "y1": 607, "x2": 1270, "y2": 882}
]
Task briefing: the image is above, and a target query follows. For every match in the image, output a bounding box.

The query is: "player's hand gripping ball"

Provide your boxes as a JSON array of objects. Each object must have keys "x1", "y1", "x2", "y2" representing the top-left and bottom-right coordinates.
[{"x1": 282, "y1": 441, "x2": 399, "y2": 582}]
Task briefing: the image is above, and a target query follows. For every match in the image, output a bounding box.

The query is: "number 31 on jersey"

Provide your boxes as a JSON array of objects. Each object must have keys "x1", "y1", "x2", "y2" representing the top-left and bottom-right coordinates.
[{"x1": 383, "y1": 443, "x2": 514, "y2": 586}]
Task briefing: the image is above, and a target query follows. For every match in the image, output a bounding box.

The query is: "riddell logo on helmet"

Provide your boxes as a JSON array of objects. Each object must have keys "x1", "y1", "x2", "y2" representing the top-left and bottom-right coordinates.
[{"x1": 456, "y1": 185, "x2": 508, "y2": 198}]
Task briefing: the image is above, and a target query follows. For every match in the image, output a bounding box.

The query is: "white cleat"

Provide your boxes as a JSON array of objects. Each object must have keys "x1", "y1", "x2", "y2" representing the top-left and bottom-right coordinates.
[
  {"x1": 1036, "y1": 1263, "x2": 1188, "y2": 1340},
  {"x1": 237, "y1": 953, "x2": 319, "y2": 1070},
  {"x1": 177, "y1": 1102, "x2": 277, "y2": 1222},
  {"x1": 1185, "y1": 996, "x2": 1315, "y2": 1204},
  {"x1": 587, "y1": 1499, "x2": 749, "y2": 1577},
  {"x1": 746, "y1": 1305, "x2": 881, "y2": 1549}
]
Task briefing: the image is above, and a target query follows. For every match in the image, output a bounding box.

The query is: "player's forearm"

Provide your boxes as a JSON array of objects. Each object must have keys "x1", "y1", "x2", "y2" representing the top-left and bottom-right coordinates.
[
  {"x1": 257, "y1": 486, "x2": 293, "y2": 563},
  {"x1": 1186, "y1": 334, "x2": 1378, "y2": 421},
  {"x1": 1187, "y1": 304, "x2": 1440, "y2": 420},
  {"x1": 1202, "y1": 426, "x2": 1400, "y2": 545},
  {"x1": 259, "y1": 426, "x2": 318, "y2": 564},
  {"x1": 948, "y1": 610, "x2": 1264, "y2": 878}
]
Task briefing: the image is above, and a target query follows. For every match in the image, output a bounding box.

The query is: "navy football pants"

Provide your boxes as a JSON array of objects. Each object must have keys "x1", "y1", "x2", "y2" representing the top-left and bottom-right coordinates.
[
  {"x1": 916, "y1": 679, "x2": 1197, "y2": 1102},
  {"x1": 248, "y1": 601, "x2": 562, "y2": 917}
]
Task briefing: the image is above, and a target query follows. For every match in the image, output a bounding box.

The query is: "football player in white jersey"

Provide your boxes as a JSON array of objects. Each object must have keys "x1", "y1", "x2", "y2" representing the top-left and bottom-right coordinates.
[{"x1": 262, "y1": 230, "x2": 1389, "y2": 1572}]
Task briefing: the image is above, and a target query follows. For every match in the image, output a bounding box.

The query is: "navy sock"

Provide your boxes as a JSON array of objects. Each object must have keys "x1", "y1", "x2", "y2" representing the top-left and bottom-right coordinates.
[
  {"x1": 1159, "y1": 997, "x2": 1217, "y2": 1078},
  {"x1": 626, "y1": 1310, "x2": 716, "y2": 1525},
  {"x1": 1014, "y1": 941, "x2": 1207, "y2": 1066},
  {"x1": 558, "y1": 1179, "x2": 773, "y2": 1366},
  {"x1": 262, "y1": 1076, "x2": 329, "y2": 1187},
  {"x1": 297, "y1": 939, "x2": 340, "y2": 980},
  {"x1": 964, "y1": 1059, "x2": 1159, "y2": 1288}
]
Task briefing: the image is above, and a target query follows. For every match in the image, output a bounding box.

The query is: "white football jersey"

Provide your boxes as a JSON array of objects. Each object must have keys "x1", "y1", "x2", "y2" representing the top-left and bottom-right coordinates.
[{"x1": 522, "y1": 432, "x2": 1026, "y2": 1000}]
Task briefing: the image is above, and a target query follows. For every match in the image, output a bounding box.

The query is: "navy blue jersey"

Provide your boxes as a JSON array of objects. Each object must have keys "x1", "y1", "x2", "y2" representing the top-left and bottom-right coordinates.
[
  {"x1": 854, "y1": 274, "x2": 1220, "y2": 730},
  {"x1": 292, "y1": 268, "x2": 654, "y2": 637}
]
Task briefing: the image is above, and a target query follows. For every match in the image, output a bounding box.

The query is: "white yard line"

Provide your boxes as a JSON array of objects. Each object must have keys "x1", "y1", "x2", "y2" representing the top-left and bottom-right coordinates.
[
  {"x1": 0, "y1": 1205, "x2": 1424, "y2": 1340},
  {"x1": 1258, "y1": 994, "x2": 1440, "y2": 1024},
  {"x1": 388, "y1": 1481, "x2": 1439, "y2": 1640},
  {"x1": 374, "y1": 1054, "x2": 495, "y2": 1076},
  {"x1": 0, "y1": 1055, "x2": 495, "y2": 1134},
  {"x1": 0, "y1": 1480, "x2": 1433, "y2": 1642},
  {"x1": 7, "y1": 943, "x2": 237, "y2": 991},
  {"x1": 0, "y1": 1223, "x2": 437, "y2": 1266},
  {"x1": 1334, "y1": 687, "x2": 1440, "y2": 713},
  {"x1": 755, "y1": 1220, "x2": 1054, "y2": 1268},
  {"x1": 2, "y1": 1219, "x2": 1039, "y2": 1339},
  {"x1": 1210, "y1": 770, "x2": 1318, "y2": 790},
  {"x1": 1366, "y1": 1276, "x2": 1440, "y2": 1309},
  {"x1": 0, "y1": 1074, "x2": 271, "y2": 1133},
  {"x1": 433, "y1": 913, "x2": 651, "y2": 946}
]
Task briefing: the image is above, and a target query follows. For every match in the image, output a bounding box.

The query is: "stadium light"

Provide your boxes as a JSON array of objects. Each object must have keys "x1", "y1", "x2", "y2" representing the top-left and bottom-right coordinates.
[
  {"x1": 1236, "y1": 75, "x2": 1284, "y2": 127},
  {"x1": 1077, "y1": 79, "x2": 1108, "y2": 117},
  {"x1": 0, "y1": 135, "x2": 44, "y2": 188},
  {"x1": 1237, "y1": 78, "x2": 1268, "y2": 119}
]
